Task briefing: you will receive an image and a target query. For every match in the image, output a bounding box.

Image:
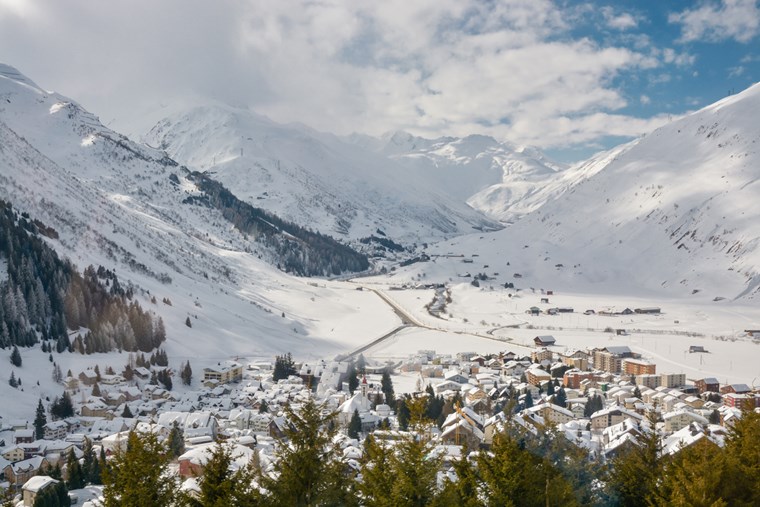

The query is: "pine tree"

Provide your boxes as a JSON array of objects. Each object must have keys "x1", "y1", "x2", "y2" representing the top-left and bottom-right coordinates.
[
  {"x1": 66, "y1": 448, "x2": 86, "y2": 490},
  {"x1": 633, "y1": 385, "x2": 642, "y2": 399},
  {"x1": 180, "y1": 360, "x2": 192, "y2": 386},
  {"x1": 356, "y1": 354, "x2": 367, "y2": 375},
  {"x1": 259, "y1": 398, "x2": 353, "y2": 506},
  {"x1": 436, "y1": 447, "x2": 482, "y2": 507},
  {"x1": 348, "y1": 409, "x2": 362, "y2": 439},
  {"x1": 347, "y1": 363, "x2": 359, "y2": 394},
  {"x1": 656, "y1": 438, "x2": 729, "y2": 507},
  {"x1": 259, "y1": 399, "x2": 269, "y2": 414},
  {"x1": 183, "y1": 443, "x2": 258, "y2": 506},
  {"x1": 357, "y1": 434, "x2": 397, "y2": 507},
  {"x1": 396, "y1": 397, "x2": 410, "y2": 431},
  {"x1": 101, "y1": 431, "x2": 177, "y2": 507},
  {"x1": 608, "y1": 409, "x2": 664, "y2": 505},
  {"x1": 121, "y1": 404, "x2": 133, "y2": 418},
  {"x1": 10, "y1": 345, "x2": 21, "y2": 367},
  {"x1": 8, "y1": 371, "x2": 17, "y2": 388},
  {"x1": 381, "y1": 368, "x2": 395, "y2": 408},
  {"x1": 185, "y1": 316, "x2": 192, "y2": 328},
  {"x1": 524, "y1": 390, "x2": 534, "y2": 409},
  {"x1": 34, "y1": 399, "x2": 47, "y2": 439},
  {"x1": 272, "y1": 353, "x2": 296, "y2": 381},
  {"x1": 554, "y1": 387, "x2": 567, "y2": 408},
  {"x1": 384, "y1": 396, "x2": 442, "y2": 505},
  {"x1": 91, "y1": 383, "x2": 101, "y2": 397},
  {"x1": 167, "y1": 421, "x2": 185, "y2": 458}
]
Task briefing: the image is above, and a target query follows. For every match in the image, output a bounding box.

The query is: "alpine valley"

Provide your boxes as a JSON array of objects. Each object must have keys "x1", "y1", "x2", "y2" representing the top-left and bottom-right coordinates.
[{"x1": 1, "y1": 61, "x2": 760, "y2": 428}]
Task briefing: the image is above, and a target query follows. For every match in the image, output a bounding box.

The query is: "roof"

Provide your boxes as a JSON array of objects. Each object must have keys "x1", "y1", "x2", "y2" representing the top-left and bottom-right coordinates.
[
  {"x1": 601, "y1": 346, "x2": 632, "y2": 355},
  {"x1": 534, "y1": 335, "x2": 556, "y2": 343},
  {"x1": 22, "y1": 475, "x2": 58, "y2": 493}
]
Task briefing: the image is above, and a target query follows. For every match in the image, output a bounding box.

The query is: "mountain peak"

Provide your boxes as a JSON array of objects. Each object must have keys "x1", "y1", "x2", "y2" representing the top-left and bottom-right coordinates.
[{"x1": 0, "y1": 63, "x2": 45, "y2": 94}]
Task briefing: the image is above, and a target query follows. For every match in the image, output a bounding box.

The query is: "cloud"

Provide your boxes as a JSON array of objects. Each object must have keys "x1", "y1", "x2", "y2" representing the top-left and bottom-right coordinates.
[
  {"x1": 669, "y1": 0, "x2": 760, "y2": 43},
  {"x1": 601, "y1": 7, "x2": 638, "y2": 31},
  {"x1": 0, "y1": 0, "x2": 668, "y2": 151},
  {"x1": 662, "y1": 48, "x2": 696, "y2": 67},
  {"x1": 728, "y1": 65, "x2": 746, "y2": 77}
]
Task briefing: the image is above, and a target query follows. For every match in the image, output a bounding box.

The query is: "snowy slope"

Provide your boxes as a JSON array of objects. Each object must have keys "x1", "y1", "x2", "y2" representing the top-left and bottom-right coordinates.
[
  {"x1": 407, "y1": 83, "x2": 760, "y2": 301},
  {"x1": 144, "y1": 105, "x2": 501, "y2": 247},
  {"x1": 0, "y1": 63, "x2": 402, "y2": 374}
]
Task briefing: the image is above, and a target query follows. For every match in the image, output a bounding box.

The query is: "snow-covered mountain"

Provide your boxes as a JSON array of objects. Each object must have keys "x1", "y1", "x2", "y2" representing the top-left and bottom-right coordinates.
[
  {"x1": 0, "y1": 64, "x2": 399, "y2": 362},
  {"x1": 416, "y1": 83, "x2": 760, "y2": 300},
  {"x1": 144, "y1": 105, "x2": 502, "y2": 247},
  {"x1": 361, "y1": 131, "x2": 576, "y2": 222}
]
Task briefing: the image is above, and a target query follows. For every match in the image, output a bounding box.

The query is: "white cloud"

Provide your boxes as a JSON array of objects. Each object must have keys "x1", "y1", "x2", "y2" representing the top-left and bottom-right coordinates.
[
  {"x1": 662, "y1": 48, "x2": 696, "y2": 67},
  {"x1": 601, "y1": 7, "x2": 638, "y2": 30},
  {"x1": 640, "y1": 95, "x2": 651, "y2": 105},
  {"x1": 0, "y1": 0, "x2": 668, "y2": 151},
  {"x1": 728, "y1": 65, "x2": 746, "y2": 77},
  {"x1": 669, "y1": 0, "x2": 760, "y2": 43}
]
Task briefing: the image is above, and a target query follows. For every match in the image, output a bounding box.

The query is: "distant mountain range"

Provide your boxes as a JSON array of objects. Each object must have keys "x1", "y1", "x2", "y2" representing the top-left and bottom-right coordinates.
[{"x1": 421, "y1": 83, "x2": 760, "y2": 300}]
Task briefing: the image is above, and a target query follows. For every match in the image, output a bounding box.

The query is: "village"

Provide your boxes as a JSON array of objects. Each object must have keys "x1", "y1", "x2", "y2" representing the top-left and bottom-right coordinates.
[{"x1": 2, "y1": 328, "x2": 759, "y2": 506}]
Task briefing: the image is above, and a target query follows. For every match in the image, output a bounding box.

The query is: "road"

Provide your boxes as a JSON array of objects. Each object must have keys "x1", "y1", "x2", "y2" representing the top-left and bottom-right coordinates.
[{"x1": 338, "y1": 285, "x2": 534, "y2": 360}]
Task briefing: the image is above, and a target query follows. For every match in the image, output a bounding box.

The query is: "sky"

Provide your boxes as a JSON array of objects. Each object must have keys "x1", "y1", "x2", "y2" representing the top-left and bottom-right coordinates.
[{"x1": 0, "y1": 0, "x2": 758, "y2": 163}]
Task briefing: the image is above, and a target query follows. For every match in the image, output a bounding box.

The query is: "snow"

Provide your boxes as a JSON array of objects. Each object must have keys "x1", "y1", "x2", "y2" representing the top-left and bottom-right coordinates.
[{"x1": 1, "y1": 63, "x2": 759, "y2": 424}]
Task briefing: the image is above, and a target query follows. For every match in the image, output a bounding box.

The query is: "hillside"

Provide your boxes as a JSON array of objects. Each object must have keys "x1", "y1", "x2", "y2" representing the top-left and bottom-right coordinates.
[
  {"x1": 144, "y1": 104, "x2": 503, "y2": 248},
  {"x1": 0, "y1": 63, "x2": 400, "y2": 361},
  {"x1": 412, "y1": 83, "x2": 760, "y2": 301}
]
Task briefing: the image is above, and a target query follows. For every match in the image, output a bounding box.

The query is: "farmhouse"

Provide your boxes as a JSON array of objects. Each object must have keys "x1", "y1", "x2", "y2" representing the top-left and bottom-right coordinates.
[
  {"x1": 533, "y1": 336, "x2": 556, "y2": 347},
  {"x1": 634, "y1": 307, "x2": 661, "y2": 314}
]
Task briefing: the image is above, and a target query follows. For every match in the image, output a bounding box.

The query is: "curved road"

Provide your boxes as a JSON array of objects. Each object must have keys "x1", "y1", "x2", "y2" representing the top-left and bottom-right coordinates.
[{"x1": 339, "y1": 286, "x2": 533, "y2": 360}]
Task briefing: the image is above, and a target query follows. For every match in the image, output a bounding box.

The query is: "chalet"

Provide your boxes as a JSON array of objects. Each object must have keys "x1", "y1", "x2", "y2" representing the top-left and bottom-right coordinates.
[
  {"x1": 13, "y1": 430, "x2": 34, "y2": 445},
  {"x1": 2, "y1": 445, "x2": 24, "y2": 463},
  {"x1": 78, "y1": 370, "x2": 98, "y2": 386},
  {"x1": 720, "y1": 383, "x2": 751, "y2": 395},
  {"x1": 178, "y1": 443, "x2": 255, "y2": 479},
  {"x1": 744, "y1": 329, "x2": 760, "y2": 338},
  {"x1": 688, "y1": 345, "x2": 707, "y2": 353},
  {"x1": 634, "y1": 307, "x2": 661, "y2": 314},
  {"x1": 592, "y1": 407, "x2": 642, "y2": 431},
  {"x1": 6, "y1": 456, "x2": 49, "y2": 487},
  {"x1": 443, "y1": 370, "x2": 469, "y2": 385},
  {"x1": 556, "y1": 307, "x2": 574, "y2": 314},
  {"x1": 533, "y1": 336, "x2": 556, "y2": 347},
  {"x1": 133, "y1": 367, "x2": 151, "y2": 380},
  {"x1": 695, "y1": 377, "x2": 720, "y2": 394},
  {"x1": 22, "y1": 475, "x2": 59, "y2": 506},
  {"x1": 434, "y1": 381, "x2": 463, "y2": 394},
  {"x1": 157, "y1": 411, "x2": 218, "y2": 440},
  {"x1": 440, "y1": 417, "x2": 484, "y2": 449},
  {"x1": 526, "y1": 403, "x2": 575, "y2": 426},
  {"x1": 527, "y1": 307, "x2": 540, "y2": 316},
  {"x1": 663, "y1": 410, "x2": 709, "y2": 433},
  {"x1": 540, "y1": 298, "x2": 550, "y2": 304}
]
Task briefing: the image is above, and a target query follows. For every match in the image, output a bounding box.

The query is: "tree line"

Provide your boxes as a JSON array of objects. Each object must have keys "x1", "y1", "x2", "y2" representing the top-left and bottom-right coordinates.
[
  {"x1": 185, "y1": 172, "x2": 369, "y2": 276},
  {"x1": 0, "y1": 200, "x2": 165, "y2": 354}
]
